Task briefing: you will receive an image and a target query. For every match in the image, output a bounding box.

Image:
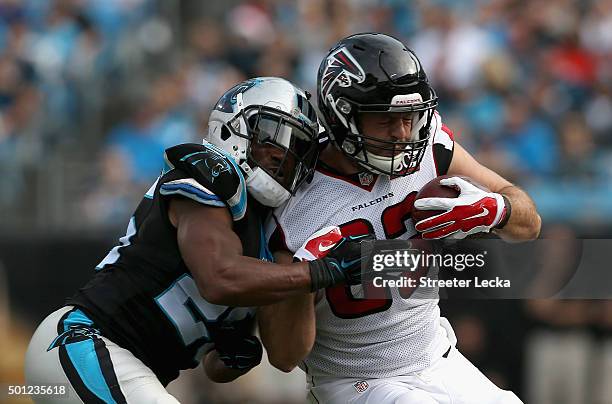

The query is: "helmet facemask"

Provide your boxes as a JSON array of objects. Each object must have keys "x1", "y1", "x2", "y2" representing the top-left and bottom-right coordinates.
[
  {"x1": 222, "y1": 101, "x2": 319, "y2": 206},
  {"x1": 206, "y1": 77, "x2": 321, "y2": 207},
  {"x1": 331, "y1": 91, "x2": 438, "y2": 176}
]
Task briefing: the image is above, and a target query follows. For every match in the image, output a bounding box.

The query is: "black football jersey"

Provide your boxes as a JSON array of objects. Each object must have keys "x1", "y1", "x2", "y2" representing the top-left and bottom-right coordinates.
[{"x1": 67, "y1": 143, "x2": 273, "y2": 385}]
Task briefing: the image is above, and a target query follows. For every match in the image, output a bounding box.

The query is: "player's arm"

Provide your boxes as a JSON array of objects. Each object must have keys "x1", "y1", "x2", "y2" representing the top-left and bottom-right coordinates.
[
  {"x1": 170, "y1": 197, "x2": 310, "y2": 305},
  {"x1": 448, "y1": 143, "x2": 542, "y2": 240},
  {"x1": 447, "y1": 143, "x2": 541, "y2": 241},
  {"x1": 259, "y1": 226, "x2": 352, "y2": 372},
  {"x1": 258, "y1": 250, "x2": 316, "y2": 373},
  {"x1": 169, "y1": 198, "x2": 369, "y2": 306},
  {"x1": 164, "y1": 144, "x2": 371, "y2": 305}
]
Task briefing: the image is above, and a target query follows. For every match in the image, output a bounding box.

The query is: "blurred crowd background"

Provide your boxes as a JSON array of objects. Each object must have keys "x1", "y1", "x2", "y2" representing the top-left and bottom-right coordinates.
[{"x1": 1, "y1": 0, "x2": 611, "y2": 403}]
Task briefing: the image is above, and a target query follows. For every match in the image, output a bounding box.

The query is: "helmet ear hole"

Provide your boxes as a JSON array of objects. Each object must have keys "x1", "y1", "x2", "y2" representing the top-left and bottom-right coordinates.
[{"x1": 220, "y1": 125, "x2": 232, "y2": 141}]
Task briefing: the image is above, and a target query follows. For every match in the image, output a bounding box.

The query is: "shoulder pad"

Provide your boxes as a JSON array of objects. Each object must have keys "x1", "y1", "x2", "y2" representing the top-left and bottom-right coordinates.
[{"x1": 161, "y1": 143, "x2": 247, "y2": 221}]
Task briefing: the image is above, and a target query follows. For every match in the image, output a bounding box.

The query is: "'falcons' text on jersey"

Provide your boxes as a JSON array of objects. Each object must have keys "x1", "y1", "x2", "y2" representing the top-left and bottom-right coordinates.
[{"x1": 268, "y1": 113, "x2": 454, "y2": 380}]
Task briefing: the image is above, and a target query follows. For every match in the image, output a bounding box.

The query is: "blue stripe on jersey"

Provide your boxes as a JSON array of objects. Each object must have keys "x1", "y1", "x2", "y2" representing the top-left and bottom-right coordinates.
[
  {"x1": 160, "y1": 182, "x2": 222, "y2": 200},
  {"x1": 64, "y1": 340, "x2": 118, "y2": 404},
  {"x1": 64, "y1": 309, "x2": 95, "y2": 329},
  {"x1": 229, "y1": 193, "x2": 247, "y2": 221},
  {"x1": 162, "y1": 155, "x2": 174, "y2": 175},
  {"x1": 48, "y1": 309, "x2": 97, "y2": 351},
  {"x1": 61, "y1": 310, "x2": 118, "y2": 404},
  {"x1": 160, "y1": 183, "x2": 226, "y2": 207},
  {"x1": 179, "y1": 151, "x2": 208, "y2": 162},
  {"x1": 259, "y1": 223, "x2": 274, "y2": 262}
]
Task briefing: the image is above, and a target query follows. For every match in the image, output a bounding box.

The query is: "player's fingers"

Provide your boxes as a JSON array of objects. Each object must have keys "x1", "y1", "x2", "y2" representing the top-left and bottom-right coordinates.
[
  {"x1": 293, "y1": 248, "x2": 317, "y2": 262},
  {"x1": 414, "y1": 212, "x2": 454, "y2": 232},
  {"x1": 440, "y1": 177, "x2": 477, "y2": 194},
  {"x1": 446, "y1": 231, "x2": 468, "y2": 240},
  {"x1": 421, "y1": 223, "x2": 460, "y2": 239},
  {"x1": 414, "y1": 197, "x2": 456, "y2": 211}
]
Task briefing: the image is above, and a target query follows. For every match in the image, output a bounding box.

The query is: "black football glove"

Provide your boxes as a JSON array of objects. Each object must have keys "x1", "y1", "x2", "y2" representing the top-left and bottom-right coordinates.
[
  {"x1": 208, "y1": 322, "x2": 263, "y2": 371},
  {"x1": 308, "y1": 233, "x2": 375, "y2": 291}
]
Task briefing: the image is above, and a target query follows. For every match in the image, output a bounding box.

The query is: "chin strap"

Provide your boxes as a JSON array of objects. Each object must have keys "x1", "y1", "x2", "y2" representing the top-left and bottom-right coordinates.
[{"x1": 241, "y1": 163, "x2": 290, "y2": 207}]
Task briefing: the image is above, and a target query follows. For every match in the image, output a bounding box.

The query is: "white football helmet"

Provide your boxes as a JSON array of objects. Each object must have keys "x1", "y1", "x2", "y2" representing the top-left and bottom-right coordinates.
[{"x1": 206, "y1": 77, "x2": 321, "y2": 207}]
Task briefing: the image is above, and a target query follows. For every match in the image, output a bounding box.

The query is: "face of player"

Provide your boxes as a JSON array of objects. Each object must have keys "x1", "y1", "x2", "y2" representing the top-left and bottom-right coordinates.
[
  {"x1": 250, "y1": 141, "x2": 297, "y2": 189},
  {"x1": 358, "y1": 112, "x2": 413, "y2": 157}
]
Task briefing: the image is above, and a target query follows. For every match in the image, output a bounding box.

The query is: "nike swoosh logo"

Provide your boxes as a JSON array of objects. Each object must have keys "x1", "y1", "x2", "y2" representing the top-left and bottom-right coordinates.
[
  {"x1": 318, "y1": 242, "x2": 336, "y2": 252},
  {"x1": 464, "y1": 207, "x2": 489, "y2": 221},
  {"x1": 340, "y1": 258, "x2": 361, "y2": 269}
]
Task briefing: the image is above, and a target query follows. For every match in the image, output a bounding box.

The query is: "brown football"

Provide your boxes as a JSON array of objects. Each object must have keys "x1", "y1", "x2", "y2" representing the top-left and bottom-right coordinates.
[
  {"x1": 413, "y1": 175, "x2": 496, "y2": 239},
  {"x1": 412, "y1": 175, "x2": 467, "y2": 224}
]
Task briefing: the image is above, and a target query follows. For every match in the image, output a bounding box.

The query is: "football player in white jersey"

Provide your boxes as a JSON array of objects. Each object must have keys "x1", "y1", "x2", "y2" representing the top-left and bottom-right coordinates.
[{"x1": 260, "y1": 33, "x2": 541, "y2": 403}]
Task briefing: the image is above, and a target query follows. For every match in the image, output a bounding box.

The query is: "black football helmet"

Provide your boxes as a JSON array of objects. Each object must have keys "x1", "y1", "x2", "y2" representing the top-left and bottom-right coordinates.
[{"x1": 317, "y1": 33, "x2": 438, "y2": 176}]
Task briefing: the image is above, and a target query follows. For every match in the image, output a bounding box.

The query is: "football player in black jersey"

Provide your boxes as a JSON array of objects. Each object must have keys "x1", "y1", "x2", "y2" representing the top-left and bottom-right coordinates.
[{"x1": 24, "y1": 77, "x2": 372, "y2": 404}]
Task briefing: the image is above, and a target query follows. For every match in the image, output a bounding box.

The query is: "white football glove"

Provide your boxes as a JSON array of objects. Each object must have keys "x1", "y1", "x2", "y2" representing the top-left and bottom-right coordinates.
[{"x1": 414, "y1": 177, "x2": 509, "y2": 239}]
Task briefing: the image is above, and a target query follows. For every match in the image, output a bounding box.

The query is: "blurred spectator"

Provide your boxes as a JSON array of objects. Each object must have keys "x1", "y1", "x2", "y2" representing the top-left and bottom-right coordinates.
[
  {"x1": 498, "y1": 95, "x2": 560, "y2": 179},
  {"x1": 1, "y1": 1, "x2": 612, "y2": 401},
  {"x1": 1, "y1": 0, "x2": 610, "y2": 230},
  {"x1": 524, "y1": 299, "x2": 595, "y2": 404},
  {"x1": 0, "y1": 54, "x2": 41, "y2": 209},
  {"x1": 523, "y1": 225, "x2": 604, "y2": 404},
  {"x1": 105, "y1": 72, "x2": 196, "y2": 186},
  {"x1": 80, "y1": 147, "x2": 137, "y2": 226},
  {"x1": 557, "y1": 113, "x2": 597, "y2": 180},
  {"x1": 593, "y1": 300, "x2": 612, "y2": 403}
]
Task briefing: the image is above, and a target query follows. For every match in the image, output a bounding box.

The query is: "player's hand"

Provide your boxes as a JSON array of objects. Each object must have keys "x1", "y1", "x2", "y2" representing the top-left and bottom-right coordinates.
[
  {"x1": 300, "y1": 226, "x2": 376, "y2": 291},
  {"x1": 414, "y1": 176, "x2": 509, "y2": 239},
  {"x1": 294, "y1": 226, "x2": 343, "y2": 261},
  {"x1": 208, "y1": 322, "x2": 263, "y2": 370}
]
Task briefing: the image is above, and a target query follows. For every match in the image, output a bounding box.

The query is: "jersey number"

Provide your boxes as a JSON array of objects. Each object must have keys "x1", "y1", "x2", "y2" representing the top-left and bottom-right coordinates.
[
  {"x1": 155, "y1": 274, "x2": 252, "y2": 363},
  {"x1": 326, "y1": 192, "x2": 420, "y2": 319}
]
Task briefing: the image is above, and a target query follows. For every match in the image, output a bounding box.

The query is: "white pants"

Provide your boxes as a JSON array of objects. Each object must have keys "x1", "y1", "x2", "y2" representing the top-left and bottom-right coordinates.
[
  {"x1": 25, "y1": 306, "x2": 181, "y2": 404},
  {"x1": 307, "y1": 347, "x2": 522, "y2": 404}
]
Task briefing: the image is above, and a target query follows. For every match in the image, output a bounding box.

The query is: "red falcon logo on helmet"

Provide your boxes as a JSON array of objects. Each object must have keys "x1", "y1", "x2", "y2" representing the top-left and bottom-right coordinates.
[{"x1": 320, "y1": 47, "x2": 366, "y2": 100}]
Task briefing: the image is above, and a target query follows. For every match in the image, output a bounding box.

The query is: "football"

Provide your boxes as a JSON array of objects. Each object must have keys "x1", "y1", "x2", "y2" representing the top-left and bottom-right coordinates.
[
  {"x1": 412, "y1": 175, "x2": 466, "y2": 224},
  {"x1": 413, "y1": 175, "x2": 497, "y2": 240}
]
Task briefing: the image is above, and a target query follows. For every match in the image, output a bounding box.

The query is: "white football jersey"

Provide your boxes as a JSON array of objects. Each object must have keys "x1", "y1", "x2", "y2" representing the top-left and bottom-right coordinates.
[{"x1": 269, "y1": 113, "x2": 456, "y2": 379}]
